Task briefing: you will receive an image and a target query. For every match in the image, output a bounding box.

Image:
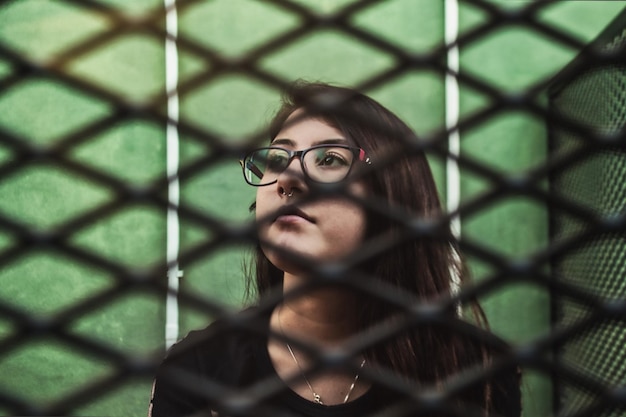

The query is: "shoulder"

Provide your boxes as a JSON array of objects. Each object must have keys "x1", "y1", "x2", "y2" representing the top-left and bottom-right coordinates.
[
  {"x1": 491, "y1": 362, "x2": 522, "y2": 417},
  {"x1": 466, "y1": 331, "x2": 522, "y2": 417},
  {"x1": 451, "y1": 326, "x2": 522, "y2": 417},
  {"x1": 163, "y1": 306, "x2": 270, "y2": 372},
  {"x1": 149, "y1": 307, "x2": 271, "y2": 417}
]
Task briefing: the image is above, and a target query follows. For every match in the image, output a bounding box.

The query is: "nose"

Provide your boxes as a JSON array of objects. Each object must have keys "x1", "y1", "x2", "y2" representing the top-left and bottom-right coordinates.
[{"x1": 275, "y1": 155, "x2": 306, "y2": 197}]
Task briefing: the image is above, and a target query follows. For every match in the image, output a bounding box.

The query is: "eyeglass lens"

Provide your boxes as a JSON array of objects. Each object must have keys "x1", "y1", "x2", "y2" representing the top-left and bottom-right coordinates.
[{"x1": 243, "y1": 146, "x2": 356, "y2": 185}]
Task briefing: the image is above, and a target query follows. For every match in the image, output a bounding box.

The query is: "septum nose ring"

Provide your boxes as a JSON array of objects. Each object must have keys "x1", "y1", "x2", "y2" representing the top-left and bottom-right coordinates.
[{"x1": 281, "y1": 189, "x2": 294, "y2": 197}]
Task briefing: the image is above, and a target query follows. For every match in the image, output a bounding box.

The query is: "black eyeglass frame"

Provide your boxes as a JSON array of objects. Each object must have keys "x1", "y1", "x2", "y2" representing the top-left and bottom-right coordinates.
[{"x1": 240, "y1": 144, "x2": 372, "y2": 186}]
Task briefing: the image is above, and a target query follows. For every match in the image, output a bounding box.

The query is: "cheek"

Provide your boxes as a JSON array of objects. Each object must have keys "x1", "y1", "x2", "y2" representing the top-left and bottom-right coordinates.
[
  {"x1": 344, "y1": 184, "x2": 368, "y2": 233},
  {"x1": 254, "y1": 189, "x2": 271, "y2": 222},
  {"x1": 253, "y1": 193, "x2": 275, "y2": 242},
  {"x1": 324, "y1": 200, "x2": 368, "y2": 245}
]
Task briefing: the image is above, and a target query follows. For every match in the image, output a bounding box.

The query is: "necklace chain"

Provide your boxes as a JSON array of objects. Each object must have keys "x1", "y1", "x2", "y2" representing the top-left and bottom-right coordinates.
[{"x1": 278, "y1": 307, "x2": 366, "y2": 405}]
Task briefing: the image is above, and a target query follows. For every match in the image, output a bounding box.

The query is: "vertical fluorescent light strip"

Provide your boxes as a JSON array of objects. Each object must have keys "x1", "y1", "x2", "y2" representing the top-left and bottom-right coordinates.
[
  {"x1": 164, "y1": 0, "x2": 181, "y2": 350},
  {"x1": 444, "y1": 0, "x2": 462, "y2": 302}
]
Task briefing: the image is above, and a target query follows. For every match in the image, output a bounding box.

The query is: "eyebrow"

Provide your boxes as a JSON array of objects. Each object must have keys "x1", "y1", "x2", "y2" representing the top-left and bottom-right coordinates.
[{"x1": 270, "y1": 138, "x2": 350, "y2": 147}]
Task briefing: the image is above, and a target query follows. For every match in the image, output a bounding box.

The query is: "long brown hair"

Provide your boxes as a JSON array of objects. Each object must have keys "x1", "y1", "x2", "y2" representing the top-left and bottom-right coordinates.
[{"x1": 249, "y1": 81, "x2": 505, "y2": 414}]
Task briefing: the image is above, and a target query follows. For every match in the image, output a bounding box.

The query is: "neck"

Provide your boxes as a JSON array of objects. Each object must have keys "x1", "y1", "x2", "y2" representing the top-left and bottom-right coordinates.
[
  {"x1": 273, "y1": 272, "x2": 360, "y2": 347},
  {"x1": 268, "y1": 271, "x2": 371, "y2": 405}
]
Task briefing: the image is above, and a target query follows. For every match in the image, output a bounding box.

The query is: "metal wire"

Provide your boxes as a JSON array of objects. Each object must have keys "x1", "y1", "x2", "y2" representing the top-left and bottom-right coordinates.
[{"x1": 0, "y1": 0, "x2": 624, "y2": 416}]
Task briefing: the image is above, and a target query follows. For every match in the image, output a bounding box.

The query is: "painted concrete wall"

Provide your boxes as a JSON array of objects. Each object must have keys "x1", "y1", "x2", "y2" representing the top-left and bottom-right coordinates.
[{"x1": 0, "y1": 1, "x2": 624, "y2": 415}]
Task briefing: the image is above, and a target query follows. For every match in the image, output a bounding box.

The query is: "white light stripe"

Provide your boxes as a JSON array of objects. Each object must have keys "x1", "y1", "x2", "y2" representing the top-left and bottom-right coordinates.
[
  {"x1": 164, "y1": 0, "x2": 181, "y2": 350},
  {"x1": 444, "y1": 0, "x2": 462, "y2": 305}
]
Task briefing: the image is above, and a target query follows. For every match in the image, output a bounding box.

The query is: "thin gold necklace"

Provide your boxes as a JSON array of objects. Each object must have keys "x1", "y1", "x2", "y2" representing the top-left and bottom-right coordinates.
[{"x1": 278, "y1": 307, "x2": 366, "y2": 405}]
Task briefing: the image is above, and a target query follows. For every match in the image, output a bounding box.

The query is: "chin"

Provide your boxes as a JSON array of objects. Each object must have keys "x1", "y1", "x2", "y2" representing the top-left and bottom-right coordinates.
[{"x1": 262, "y1": 245, "x2": 321, "y2": 273}]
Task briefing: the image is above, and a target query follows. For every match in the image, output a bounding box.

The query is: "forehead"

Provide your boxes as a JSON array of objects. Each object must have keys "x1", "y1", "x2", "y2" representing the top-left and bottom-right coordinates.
[{"x1": 274, "y1": 109, "x2": 346, "y2": 146}]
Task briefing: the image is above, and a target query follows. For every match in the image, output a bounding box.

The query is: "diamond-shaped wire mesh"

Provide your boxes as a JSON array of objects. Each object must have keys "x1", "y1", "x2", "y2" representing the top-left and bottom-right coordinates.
[
  {"x1": 0, "y1": 0, "x2": 625, "y2": 416},
  {"x1": 550, "y1": 27, "x2": 626, "y2": 417}
]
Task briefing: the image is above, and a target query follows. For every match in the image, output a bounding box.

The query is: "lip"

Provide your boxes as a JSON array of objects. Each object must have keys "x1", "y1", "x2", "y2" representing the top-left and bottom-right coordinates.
[{"x1": 274, "y1": 205, "x2": 314, "y2": 223}]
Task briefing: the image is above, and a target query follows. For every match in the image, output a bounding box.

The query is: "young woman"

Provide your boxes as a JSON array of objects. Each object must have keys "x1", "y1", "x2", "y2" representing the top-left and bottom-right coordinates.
[{"x1": 149, "y1": 82, "x2": 522, "y2": 417}]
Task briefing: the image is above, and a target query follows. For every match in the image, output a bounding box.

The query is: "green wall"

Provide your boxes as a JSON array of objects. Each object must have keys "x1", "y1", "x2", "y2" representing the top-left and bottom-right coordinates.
[
  {"x1": 0, "y1": 0, "x2": 624, "y2": 415},
  {"x1": 458, "y1": 3, "x2": 625, "y2": 415}
]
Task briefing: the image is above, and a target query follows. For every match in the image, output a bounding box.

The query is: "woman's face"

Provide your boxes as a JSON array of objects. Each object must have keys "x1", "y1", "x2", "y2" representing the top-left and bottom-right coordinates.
[{"x1": 255, "y1": 111, "x2": 368, "y2": 274}]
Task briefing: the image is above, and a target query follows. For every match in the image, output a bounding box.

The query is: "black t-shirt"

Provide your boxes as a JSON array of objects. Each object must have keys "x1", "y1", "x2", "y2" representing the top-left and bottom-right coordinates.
[{"x1": 149, "y1": 309, "x2": 521, "y2": 417}]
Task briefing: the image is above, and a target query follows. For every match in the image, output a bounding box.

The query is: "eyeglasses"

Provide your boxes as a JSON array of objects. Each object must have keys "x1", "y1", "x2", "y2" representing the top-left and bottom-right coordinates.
[{"x1": 240, "y1": 144, "x2": 371, "y2": 186}]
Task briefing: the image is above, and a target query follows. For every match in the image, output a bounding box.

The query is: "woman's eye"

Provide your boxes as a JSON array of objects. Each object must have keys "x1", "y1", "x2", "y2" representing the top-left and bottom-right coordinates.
[
  {"x1": 318, "y1": 152, "x2": 347, "y2": 167},
  {"x1": 266, "y1": 153, "x2": 288, "y2": 171}
]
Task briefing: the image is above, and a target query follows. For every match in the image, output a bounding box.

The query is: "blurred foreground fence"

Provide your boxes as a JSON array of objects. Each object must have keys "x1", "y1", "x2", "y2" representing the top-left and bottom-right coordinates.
[{"x1": 0, "y1": 1, "x2": 624, "y2": 416}]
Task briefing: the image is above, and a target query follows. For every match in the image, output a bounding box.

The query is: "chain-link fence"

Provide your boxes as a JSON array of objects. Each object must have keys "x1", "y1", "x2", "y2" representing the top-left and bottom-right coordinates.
[
  {"x1": 549, "y1": 14, "x2": 626, "y2": 417},
  {"x1": 0, "y1": 0, "x2": 624, "y2": 416}
]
